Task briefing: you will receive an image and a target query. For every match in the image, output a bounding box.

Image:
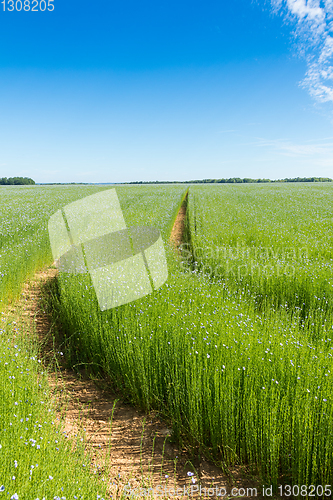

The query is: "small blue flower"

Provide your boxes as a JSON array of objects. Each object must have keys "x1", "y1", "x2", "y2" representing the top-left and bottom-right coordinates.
[{"x1": 0, "y1": 485, "x2": 4, "y2": 492}]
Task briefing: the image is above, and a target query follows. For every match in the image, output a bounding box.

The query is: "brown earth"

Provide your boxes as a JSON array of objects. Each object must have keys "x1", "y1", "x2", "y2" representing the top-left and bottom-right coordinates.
[
  {"x1": 170, "y1": 194, "x2": 187, "y2": 250},
  {"x1": 3, "y1": 205, "x2": 269, "y2": 499}
]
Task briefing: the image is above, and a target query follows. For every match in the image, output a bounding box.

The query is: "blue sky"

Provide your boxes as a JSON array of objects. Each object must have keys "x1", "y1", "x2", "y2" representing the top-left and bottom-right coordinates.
[{"x1": 0, "y1": 0, "x2": 333, "y2": 183}]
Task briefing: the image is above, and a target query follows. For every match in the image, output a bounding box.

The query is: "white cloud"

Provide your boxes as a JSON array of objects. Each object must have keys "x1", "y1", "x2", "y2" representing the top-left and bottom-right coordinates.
[
  {"x1": 271, "y1": 0, "x2": 333, "y2": 103},
  {"x1": 286, "y1": 0, "x2": 324, "y2": 20},
  {"x1": 254, "y1": 136, "x2": 333, "y2": 157}
]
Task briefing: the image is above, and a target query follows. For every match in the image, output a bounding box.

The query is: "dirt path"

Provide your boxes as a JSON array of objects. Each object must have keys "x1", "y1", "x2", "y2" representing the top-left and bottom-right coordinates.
[
  {"x1": 13, "y1": 269, "x2": 246, "y2": 498},
  {"x1": 170, "y1": 193, "x2": 188, "y2": 250},
  {"x1": 4, "y1": 200, "x2": 266, "y2": 499}
]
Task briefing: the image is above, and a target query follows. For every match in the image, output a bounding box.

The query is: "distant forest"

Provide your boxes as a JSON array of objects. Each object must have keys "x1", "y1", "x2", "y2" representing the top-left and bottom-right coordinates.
[
  {"x1": 0, "y1": 177, "x2": 35, "y2": 185},
  {"x1": 130, "y1": 177, "x2": 333, "y2": 184},
  {"x1": 2, "y1": 176, "x2": 331, "y2": 186}
]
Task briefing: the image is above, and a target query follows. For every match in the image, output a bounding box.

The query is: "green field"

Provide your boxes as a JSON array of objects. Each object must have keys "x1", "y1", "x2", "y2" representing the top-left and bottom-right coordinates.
[
  {"x1": 185, "y1": 183, "x2": 333, "y2": 322},
  {"x1": 1, "y1": 183, "x2": 333, "y2": 497}
]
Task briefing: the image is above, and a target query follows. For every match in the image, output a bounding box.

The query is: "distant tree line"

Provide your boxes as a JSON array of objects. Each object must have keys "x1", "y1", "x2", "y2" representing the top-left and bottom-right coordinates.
[
  {"x1": 4, "y1": 177, "x2": 330, "y2": 186},
  {"x1": 39, "y1": 182, "x2": 90, "y2": 185},
  {"x1": 128, "y1": 177, "x2": 333, "y2": 184},
  {"x1": 189, "y1": 177, "x2": 333, "y2": 183},
  {"x1": 0, "y1": 177, "x2": 35, "y2": 185}
]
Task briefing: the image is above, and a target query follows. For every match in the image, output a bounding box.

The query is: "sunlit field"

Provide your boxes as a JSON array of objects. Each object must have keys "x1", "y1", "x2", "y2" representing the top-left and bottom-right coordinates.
[
  {"x1": 0, "y1": 185, "x2": 113, "y2": 310},
  {"x1": 0, "y1": 184, "x2": 186, "y2": 499},
  {"x1": 1, "y1": 183, "x2": 333, "y2": 497},
  {"x1": 185, "y1": 183, "x2": 333, "y2": 325},
  {"x1": 0, "y1": 318, "x2": 113, "y2": 499}
]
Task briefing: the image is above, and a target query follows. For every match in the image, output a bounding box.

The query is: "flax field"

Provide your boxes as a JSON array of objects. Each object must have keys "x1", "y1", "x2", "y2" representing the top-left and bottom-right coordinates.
[{"x1": 1, "y1": 183, "x2": 333, "y2": 498}]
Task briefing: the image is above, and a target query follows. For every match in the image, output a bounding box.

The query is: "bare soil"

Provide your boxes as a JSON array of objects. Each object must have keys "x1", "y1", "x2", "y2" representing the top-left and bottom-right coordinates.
[
  {"x1": 170, "y1": 195, "x2": 187, "y2": 250},
  {"x1": 3, "y1": 206, "x2": 268, "y2": 498}
]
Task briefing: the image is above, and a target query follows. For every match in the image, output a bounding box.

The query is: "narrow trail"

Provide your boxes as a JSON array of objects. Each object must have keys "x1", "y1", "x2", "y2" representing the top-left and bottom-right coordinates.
[
  {"x1": 15, "y1": 271, "x2": 236, "y2": 497},
  {"x1": 170, "y1": 192, "x2": 188, "y2": 250},
  {"x1": 4, "y1": 197, "x2": 264, "y2": 499}
]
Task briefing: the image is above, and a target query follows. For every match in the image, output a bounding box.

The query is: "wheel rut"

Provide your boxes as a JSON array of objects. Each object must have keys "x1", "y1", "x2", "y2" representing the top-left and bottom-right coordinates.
[
  {"x1": 170, "y1": 191, "x2": 188, "y2": 250},
  {"x1": 6, "y1": 267, "x2": 248, "y2": 498},
  {"x1": 4, "y1": 191, "x2": 265, "y2": 498}
]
